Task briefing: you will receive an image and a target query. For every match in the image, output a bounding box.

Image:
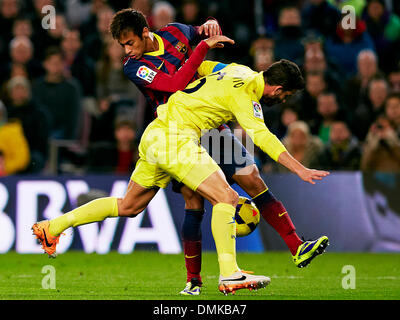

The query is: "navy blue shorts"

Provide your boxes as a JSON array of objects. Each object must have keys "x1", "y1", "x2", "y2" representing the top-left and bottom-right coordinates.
[{"x1": 171, "y1": 127, "x2": 255, "y2": 192}]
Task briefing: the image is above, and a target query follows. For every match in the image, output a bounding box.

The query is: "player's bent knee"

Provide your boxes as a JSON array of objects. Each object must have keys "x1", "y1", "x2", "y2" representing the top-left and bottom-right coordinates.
[
  {"x1": 249, "y1": 169, "x2": 267, "y2": 189},
  {"x1": 234, "y1": 165, "x2": 267, "y2": 197},
  {"x1": 206, "y1": 185, "x2": 239, "y2": 207},
  {"x1": 221, "y1": 188, "x2": 239, "y2": 207}
]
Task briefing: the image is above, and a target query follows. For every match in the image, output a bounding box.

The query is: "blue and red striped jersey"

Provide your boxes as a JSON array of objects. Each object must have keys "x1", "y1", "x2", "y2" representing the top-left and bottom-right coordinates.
[{"x1": 123, "y1": 23, "x2": 207, "y2": 114}]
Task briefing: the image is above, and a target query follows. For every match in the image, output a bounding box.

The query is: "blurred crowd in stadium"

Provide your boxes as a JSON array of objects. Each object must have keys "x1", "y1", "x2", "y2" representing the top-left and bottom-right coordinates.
[{"x1": 0, "y1": 0, "x2": 400, "y2": 176}]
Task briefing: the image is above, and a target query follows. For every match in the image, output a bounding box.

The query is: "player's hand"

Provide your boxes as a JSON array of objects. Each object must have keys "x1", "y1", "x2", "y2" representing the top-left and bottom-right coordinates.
[
  {"x1": 204, "y1": 35, "x2": 234, "y2": 49},
  {"x1": 297, "y1": 168, "x2": 330, "y2": 185},
  {"x1": 198, "y1": 19, "x2": 221, "y2": 36}
]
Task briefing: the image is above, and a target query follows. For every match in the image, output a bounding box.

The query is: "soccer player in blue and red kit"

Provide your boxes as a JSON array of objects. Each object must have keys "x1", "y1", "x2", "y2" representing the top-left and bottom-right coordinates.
[{"x1": 108, "y1": 9, "x2": 328, "y2": 295}]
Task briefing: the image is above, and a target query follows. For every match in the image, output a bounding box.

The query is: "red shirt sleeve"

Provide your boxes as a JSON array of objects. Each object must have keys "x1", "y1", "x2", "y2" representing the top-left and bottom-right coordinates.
[{"x1": 144, "y1": 40, "x2": 210, "y2": 92}]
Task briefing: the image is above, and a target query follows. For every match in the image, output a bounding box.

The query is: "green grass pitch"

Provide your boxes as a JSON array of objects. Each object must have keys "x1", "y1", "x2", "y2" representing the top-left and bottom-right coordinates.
[{"x1": 0, "y1": 251, "x2": 399, "y2": 300}]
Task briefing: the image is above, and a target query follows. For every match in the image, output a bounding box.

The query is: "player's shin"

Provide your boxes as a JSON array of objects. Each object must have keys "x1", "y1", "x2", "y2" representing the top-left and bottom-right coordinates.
[
  {"x1": 48, "y1": 197, "x2": 119, "y2": 237},
  {"x1": 252, "y1": 189, "x2": 302, "y2": 255},
  {"x1": 182, "y1": 209, "x2": 204, "y2": 283},
  {"x1": 211, "y1": 203, "x2": 239, "y2": 277}
]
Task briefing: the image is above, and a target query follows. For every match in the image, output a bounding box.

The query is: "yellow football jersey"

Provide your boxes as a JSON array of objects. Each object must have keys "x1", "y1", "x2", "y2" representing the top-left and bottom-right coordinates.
[{"x1": 156, "y1": 62, "x2": 287, "y2": 162}]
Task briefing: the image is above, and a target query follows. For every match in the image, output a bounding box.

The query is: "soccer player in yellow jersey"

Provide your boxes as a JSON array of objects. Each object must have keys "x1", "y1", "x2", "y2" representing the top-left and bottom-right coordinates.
[{"x1": 32, "y1": 59, "x2": 330, "y2": 295}]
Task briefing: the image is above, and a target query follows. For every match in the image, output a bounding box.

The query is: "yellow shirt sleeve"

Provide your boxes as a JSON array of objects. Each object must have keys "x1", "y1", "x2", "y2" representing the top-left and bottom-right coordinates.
[
  {"x1": 197, "y1": 61, "x2": 221, "y2": 77},
  {"x1": 231, "y1": 95, "x2": 287, "y2": 162}
]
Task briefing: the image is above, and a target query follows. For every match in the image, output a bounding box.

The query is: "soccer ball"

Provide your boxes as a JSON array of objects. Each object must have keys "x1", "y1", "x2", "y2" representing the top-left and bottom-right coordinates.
[{"x1": 235, "y1": 196, "x2": 260, "y2": 237}]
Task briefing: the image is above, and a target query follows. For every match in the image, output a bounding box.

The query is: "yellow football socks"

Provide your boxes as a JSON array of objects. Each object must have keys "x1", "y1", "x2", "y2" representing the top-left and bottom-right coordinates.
[
  {"x1": 211, "y1": 202, "x2": 239, "y2": 277},
  {"x1": 48, "y1": 197, "x2": 119, "y2": 237}
]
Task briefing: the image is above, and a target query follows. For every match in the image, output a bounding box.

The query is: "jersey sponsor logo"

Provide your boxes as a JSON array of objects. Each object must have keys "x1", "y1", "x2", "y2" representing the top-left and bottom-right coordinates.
[
  {"x1": 136, "y1": 65, "x2": 157, "y2": 83},
  {"x1": 252, "y1": 101, "x2": 263, "y2": 119}
]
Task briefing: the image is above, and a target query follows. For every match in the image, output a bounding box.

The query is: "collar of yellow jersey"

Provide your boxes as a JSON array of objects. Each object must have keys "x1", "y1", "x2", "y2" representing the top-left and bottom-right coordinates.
[
  {"x1": 144, "y1": 33, "x2": 164, "y2": 56},
  {"x1": 255, "y1": 72, "x2": 265, "y2": 101}
]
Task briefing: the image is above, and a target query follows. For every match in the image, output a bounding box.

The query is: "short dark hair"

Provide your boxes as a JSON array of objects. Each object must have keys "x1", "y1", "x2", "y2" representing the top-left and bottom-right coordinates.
[
  {"x1": 319, "y1": 89, "x2": 337, "y2": 99},
  {"x1": 110, "y1": 8, "x2": 149, "y2": 40},
  {"x1": 44, "y1": 46, "x2": 63, "y2": 61},
  {"x1": 263, "y1": 59, "x2": 305, "y2": 92},
  {"x1": 387, "y1": 91, "x2": 400, "y2": 102}
]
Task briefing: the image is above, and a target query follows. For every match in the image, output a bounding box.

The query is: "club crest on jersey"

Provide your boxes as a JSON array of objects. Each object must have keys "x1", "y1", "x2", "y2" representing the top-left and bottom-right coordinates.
[
  {"x1": 252, "y1": 101, "x2": 263, "y2": 119},
  {"x1": 175, "y1": 41, "x2": 187, "y2": 54},
  {"x1": 136, "y1": 65, "x2": 157, "y2": 83}
]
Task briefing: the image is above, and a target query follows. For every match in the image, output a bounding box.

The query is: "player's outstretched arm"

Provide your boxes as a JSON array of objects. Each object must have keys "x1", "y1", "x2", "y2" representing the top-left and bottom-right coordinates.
[
  {"x1": 138, "y1": 35, "x2": 234, "y2": 93},
  {"x1": 277, "y1": 151, "x2": 330, "y2": 185}
]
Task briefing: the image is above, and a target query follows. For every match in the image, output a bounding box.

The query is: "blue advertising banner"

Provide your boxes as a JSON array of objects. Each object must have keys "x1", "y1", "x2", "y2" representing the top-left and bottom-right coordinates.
[
  {"x1": 258, "y1": 172, "x2": 400, "y2": 252},
  {"x1": 0, "y1": 172, "x2": 399, "y2": 254}
]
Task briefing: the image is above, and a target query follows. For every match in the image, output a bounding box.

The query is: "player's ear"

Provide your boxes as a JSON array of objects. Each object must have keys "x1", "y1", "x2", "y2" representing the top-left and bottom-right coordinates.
[
  {"x1": 142, "y1": 27, "x2": 150, "y2": 39},
  {"x1": 272, "y1": 86, "x2": 283, "y2": 95}
]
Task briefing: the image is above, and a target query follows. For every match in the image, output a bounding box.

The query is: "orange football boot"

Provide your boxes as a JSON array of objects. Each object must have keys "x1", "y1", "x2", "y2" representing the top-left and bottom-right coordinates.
[{"x1": 32, "y1": 220, "x2": 62, "y2": 258}]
